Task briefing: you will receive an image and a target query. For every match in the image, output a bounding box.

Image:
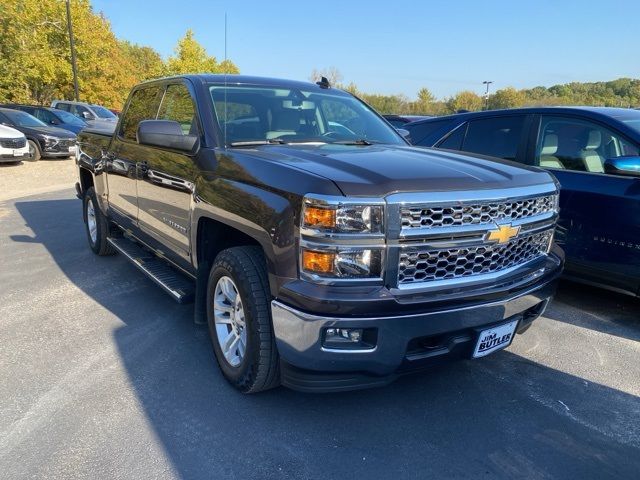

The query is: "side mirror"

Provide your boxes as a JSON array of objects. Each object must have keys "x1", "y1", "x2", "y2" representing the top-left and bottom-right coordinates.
[
  {"x1": 603, "y1": 156, "x2": 640, "y2": 177},
  {"x1": 81, "y1": 111, "x2": 95, "y2": 120},
  {"x1": 396, "y1": 128, "x2": 411, "y2": 141},
  {"x1": 137, "y1": 120, "x2": 198, "y2": 153}
]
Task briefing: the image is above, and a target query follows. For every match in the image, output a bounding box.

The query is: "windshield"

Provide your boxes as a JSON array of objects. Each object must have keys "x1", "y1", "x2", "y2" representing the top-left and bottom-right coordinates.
[
  {"x1": 209, "y1": 84, "x2": 405, "y2": 146},
  {"x1": 53, "y1": 109, "x2": 86, "y2": 125},
  {"x1": 91, "y1": 105, "x2": 117, "y2": 119},
  {"x1": 3, "y1": 109, "x2": 47, "y2": 127}
]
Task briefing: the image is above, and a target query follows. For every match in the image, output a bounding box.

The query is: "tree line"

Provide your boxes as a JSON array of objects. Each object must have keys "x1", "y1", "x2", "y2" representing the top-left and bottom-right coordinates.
[
  {"x1": 2, "y1": 1, "x2": 638, "y2": 114},
  {"x1": 0, "y1": 0, "x2": 238, "y2": 108},
  {"x1": 312, "y1": 68, "x2": 640, "y2": 116}
]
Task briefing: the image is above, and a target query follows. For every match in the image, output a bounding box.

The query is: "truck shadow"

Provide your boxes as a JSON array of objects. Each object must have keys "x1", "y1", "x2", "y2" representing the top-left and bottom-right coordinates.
[{"x1": 9, "y1": 195, "x2": 640, "y2": 479}]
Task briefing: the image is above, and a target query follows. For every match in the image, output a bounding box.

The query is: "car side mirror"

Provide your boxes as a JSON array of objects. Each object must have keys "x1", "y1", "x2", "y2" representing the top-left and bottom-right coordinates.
[
  {"x1": 81, "y1": 111, "x2": 95, "y2": 120},
  {"x1": 396, "y1": 128, "x2": 411, "y2": 142},
  {"x1": 137, "y1": 120, "x2": 198, "y2": 153},
  {"x1": 603, "y1": 156, "x2": 640, "y2": 177}
]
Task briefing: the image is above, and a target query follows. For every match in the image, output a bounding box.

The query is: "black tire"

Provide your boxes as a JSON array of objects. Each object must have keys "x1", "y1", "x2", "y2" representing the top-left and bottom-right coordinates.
[
  {"x1": 206, "y1": 246, "x2": 280, "y2": 393},
  {"x1": 27, "y1": 140, "x2": 41, "y2": 162},
  {"x1": 83, "y1": 187, "x2": 116, "y2": 256}
]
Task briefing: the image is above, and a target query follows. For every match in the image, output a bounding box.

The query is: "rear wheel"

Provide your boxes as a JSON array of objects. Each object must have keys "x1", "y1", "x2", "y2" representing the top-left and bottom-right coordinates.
[
  {"x1": 27, "y1": 140, "x2": 41, "y2": 162},
  {"x1": 206, "y1": 246, "x2": 280, "y2": 393},
  {"x1": 83, "y1": 187, "x2": 115, "y2": 256}
]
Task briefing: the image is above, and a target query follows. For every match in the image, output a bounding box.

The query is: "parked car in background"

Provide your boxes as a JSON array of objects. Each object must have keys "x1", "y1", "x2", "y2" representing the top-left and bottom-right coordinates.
[
  {"x1": 383, "y1": 114, "x2": 432, "y2": 128},
  {"x1": 405, "y1": 107, "x2": 640, "y2": 297},
  {"x1": 0, "y1": 107, "x2": 77, "y2": 161},
  {"x1": 2, "y1": 104, "x2": 87, "y2": 134},
  {"x1": 51, "y1": 100, "x2": 118, "y2": 130},
  {"x1": 75, "y1": 74, "x2": 562, "y2": 393},
  {"x1": 0, "y1": 124, "x2": 30, "y2": 164}
]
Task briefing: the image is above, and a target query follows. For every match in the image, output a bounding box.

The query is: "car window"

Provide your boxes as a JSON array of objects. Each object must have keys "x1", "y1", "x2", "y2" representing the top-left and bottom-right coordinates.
[
  {"x1": 71, "y1": 104, "x2": 90, "y2": 117},
  {"x1": 387, "y1": 119, "x2": 406, "y2": 128},
  {"x1": 406, "y1": 120, "x2": 458, "y2": 146},
  {"x1": 157, "y1": 84, "x2": 197, "y2": 135},
  {"x1": 56, "y1": 103, "x2": 71, "y2": 112},
  {"x1": 437, "y1": 123, "x2": 467, "y2": 150},
  {"x1": 536, "y1": 116, "x2": 640, "y2": 173},
  {"x1": 1, "y1": 109, "x2": 47, "y2": 127},
  {"x1": 462, "y1": 116, "x2": 526, "y2": 161},
  {"x1": 91, "y1": 105, "x2": 117, "y2": 119},
  {"x1": 35, "y1": 109, "x2": 57, "y2": 124},
  {"x1": 120, "y1": 86, "x2": 163, "y2": 141},
  {"x1": 54, "y1": 109, "x2": 85, "y2": 125}
]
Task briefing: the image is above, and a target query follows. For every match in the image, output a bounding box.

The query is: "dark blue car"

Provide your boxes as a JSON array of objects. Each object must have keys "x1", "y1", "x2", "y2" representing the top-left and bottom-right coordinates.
[
  {"x1": 1, "y1": 104, "x2": 87, "y2": 134},
  {"x1": 405, "y1": 107, "x2": 640, "y2": 297}
]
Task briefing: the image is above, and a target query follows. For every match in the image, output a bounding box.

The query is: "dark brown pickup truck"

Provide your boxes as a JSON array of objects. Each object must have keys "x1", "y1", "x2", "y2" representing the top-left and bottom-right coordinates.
[{"x1": 76, "y1": 74, "x2": 563, "y2": 393}]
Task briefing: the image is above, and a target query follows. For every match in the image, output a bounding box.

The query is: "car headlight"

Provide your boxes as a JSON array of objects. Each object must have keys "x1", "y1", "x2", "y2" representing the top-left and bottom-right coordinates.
[
  {"x1": 300, "y1": 195, "x2": 385, "y2": 282},
  {"x1": 42, "y1": 136, "x2": 57, "y2": 148},
  {"x1": 302, "y1": 196, "x2": 384, "y2": 235},
  {"x1": 301, "y1": 247, "x2": 383, "y2": 280}
]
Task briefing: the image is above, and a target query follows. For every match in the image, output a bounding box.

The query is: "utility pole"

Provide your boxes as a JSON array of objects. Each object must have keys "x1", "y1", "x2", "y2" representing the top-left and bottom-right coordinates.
[
  {"x1": 66, "y1": 0, "x2": 80, "y2": 101},
  {"x1": 482, "y1": 80, "x2": 493, "y2": 110}
]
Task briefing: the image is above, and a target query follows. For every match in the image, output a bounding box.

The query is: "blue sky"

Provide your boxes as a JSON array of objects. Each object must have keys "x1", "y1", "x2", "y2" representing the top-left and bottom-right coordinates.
[{"x1": 93, "y1": 0, "x2": 639, "y2": 100}]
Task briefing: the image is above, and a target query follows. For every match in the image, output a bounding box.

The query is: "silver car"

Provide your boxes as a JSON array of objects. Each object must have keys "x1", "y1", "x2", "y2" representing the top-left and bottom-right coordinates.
[{"x1": 51, "y1": 100, "x2": 118, "y2": 130}]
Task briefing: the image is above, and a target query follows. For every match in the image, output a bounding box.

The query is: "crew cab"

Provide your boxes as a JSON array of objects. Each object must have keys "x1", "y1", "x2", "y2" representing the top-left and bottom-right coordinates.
[{"x1": 75, "y1": 75, "x2": 563, "y2": 393}]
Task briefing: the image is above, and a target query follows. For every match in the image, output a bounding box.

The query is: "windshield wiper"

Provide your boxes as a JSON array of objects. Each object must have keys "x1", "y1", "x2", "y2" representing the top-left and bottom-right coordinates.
[
  {"x1": 331, "y1": 139, "x2": 375, "y2": 146},
  {"x1": 228, "y1": 139, "x2": 286, "y2": 147}
]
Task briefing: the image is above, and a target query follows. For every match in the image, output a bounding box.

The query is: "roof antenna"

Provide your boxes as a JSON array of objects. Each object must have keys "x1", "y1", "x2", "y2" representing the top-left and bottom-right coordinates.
[
  {"x1": 316, "y1": 76, "x2": 330, "y2": 89},
  {"x1": 224, "y1": 12, "x2": 228, "y2": 148}
]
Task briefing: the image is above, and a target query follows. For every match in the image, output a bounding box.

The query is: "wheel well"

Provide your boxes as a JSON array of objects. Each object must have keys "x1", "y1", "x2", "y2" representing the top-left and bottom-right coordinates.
[
  {"x1": 79, "y1": 167, "x2": 94, "y2": 195},
  {"x1": 196, "y1": 217, "x2": 262, "y2": 266}
]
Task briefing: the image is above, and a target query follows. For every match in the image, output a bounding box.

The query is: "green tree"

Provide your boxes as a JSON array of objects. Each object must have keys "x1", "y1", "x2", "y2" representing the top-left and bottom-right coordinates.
[
  {"x1": 119, "y1": 40, "x2": 166, "y2": 82},
  {"x1": 166, "y1": 29, "x2": 238, "y2": 75},
  {"x1": 447, "y1": 91, "x2": 483, "y2": 112},
  {"x1": 489, "y1": 87, "x2": 526, "y2": 109},
  {"x1": 411, "y1": 87, "x2": 435, "y2": 114}
]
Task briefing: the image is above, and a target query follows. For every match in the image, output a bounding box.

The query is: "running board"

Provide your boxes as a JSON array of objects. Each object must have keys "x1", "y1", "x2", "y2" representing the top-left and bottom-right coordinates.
[{"x1": 107, "y1": 237, "x2": 195, "y2": 304}]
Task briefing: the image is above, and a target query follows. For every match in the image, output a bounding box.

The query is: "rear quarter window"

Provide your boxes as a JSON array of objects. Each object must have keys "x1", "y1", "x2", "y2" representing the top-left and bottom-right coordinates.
[{"x1": 462, "y1": 116, "x2": 526, "y2": 161}]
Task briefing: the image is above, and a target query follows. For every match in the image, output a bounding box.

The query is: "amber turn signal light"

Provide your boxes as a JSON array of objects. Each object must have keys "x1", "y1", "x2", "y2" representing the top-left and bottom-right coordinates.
[
  {"x1": 303, "y1": 206, "x2": 336, "y2": 228},
  {"x1": 302, "y1": 249, "x2": 335, "y2": 274}
]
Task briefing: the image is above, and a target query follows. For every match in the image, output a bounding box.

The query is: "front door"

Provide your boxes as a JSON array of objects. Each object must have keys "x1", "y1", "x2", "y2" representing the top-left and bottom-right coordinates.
[
  {"x1": 533, "y1": 114, "x2": 640, "y2": 294},
  {"x1": 136, "y1": 82, "x2": 199, "y2": 262}
]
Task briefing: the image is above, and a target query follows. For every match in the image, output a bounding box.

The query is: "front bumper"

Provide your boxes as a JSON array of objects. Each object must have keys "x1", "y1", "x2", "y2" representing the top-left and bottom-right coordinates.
[{"x1": 271, "y1": 271, "x2": 559, "y2": 392}]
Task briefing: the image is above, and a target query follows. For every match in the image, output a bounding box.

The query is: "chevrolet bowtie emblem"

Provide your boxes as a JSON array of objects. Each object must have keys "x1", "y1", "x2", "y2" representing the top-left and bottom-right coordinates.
[{"x1": 486, "y1": 224, "x2": 520, "y2": 244}]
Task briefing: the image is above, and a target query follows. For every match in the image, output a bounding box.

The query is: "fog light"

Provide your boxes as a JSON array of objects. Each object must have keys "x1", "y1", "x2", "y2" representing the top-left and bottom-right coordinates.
[{"x1": 322, "y1": 328, "x2": 376, "y2": 350}]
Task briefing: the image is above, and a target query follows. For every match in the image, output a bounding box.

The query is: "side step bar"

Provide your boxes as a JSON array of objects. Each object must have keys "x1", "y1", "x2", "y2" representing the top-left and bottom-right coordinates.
[{"x1": 107, "y1": 237, "x2": 195, "y2": 304}]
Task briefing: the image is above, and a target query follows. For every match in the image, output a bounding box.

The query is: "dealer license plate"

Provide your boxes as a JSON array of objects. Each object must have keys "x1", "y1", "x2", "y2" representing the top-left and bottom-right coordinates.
[
  {"x1": 13, "y1": 150, "x2": 23, "y2": 157},
  {"x1": 472, "y1": 320, "x2": 519, "y2": 358}
]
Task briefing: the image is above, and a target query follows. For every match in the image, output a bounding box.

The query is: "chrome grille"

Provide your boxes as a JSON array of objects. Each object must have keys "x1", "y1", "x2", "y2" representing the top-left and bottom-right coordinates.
[
  {"x1": 398, "y1": 230, "x2": 553, "y2": 285},
  {"x1": 0, "y1": 137, "x2": 26, "y2": 149},
  {"x1": 401, "y1": 194, "x2": 557, "y2": 230}
]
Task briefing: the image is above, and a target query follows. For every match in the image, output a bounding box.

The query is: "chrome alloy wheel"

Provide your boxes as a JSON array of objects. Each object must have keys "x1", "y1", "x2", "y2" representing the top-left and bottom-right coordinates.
[
  {"x1": 86, "y1": 198, "x2": 97, "y2": 245},
  {"x1": 213, "y1": 276, "x2": 247, "y2": 367}
]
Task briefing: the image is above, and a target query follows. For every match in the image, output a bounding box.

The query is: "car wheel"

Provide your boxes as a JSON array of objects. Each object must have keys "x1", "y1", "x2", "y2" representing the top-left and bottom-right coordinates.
[
  {"x1": 207, "y1": 246, "x2": 280, "y2": 393},
  {"x1": 27, "y1": 140, "x2": 41, "y2": 162},
  {"x1": 83, "y1": 187, "x2": 115, "y2": 256}
]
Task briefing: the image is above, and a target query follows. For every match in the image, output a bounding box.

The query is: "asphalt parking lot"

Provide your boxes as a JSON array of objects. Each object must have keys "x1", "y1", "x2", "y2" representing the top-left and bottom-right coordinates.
[{"x1": 1, "y1": 185, "x2": 639, "y2": 480}]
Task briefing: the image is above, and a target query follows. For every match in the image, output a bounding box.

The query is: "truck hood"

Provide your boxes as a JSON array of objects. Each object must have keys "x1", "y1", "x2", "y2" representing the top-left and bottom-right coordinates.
[{"x1": 247, "y1": 144, "x2": 554, "y2": 197}]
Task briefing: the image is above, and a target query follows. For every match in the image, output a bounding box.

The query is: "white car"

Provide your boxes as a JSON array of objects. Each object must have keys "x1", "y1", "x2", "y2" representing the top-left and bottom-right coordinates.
[{"x1": 0, "y1": 124, "x2": 30, "y2": 163}]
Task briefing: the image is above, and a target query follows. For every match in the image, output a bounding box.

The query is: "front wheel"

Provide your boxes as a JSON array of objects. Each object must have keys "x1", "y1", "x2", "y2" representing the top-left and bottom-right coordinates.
[
  {"x1": 206, "y1": 246, "x2": 280, "y2": 393},
  {"x1": 83, "y1": 187, "x2": 115, "y2": 256},
  {"x1": 27, "y1": 140, "x2": 41, "y2": 161}
]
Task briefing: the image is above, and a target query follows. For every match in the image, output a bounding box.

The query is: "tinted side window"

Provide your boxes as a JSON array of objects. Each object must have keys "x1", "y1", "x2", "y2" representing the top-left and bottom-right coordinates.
[
  {"x1": 437, "y1": 123, "x2": 467, "y2": 150},
  {"x1": 36, "y1": 109, "x2": 56, "y2": 124},
  {"x1": 71, "y1": 104, "x2": 89, "y2": 117},
  {"x1": 406, "y1": 120, "x2": 456, "y2": 146},
  {"x1": 536, "y1": 115, "x2": 640, "y2": 173},
  {"x1": 57, "y1": 103, "x2": 71, "y2": 112},
  {"x1": 462, "y1": 116, "x2": 525, "y2": 161},
  {"x1": 157, "y1": 84, "x2": 197, "y2": 135},
  {"x1": 120, "y1": 86, "x2": 163, "y2": 141}
]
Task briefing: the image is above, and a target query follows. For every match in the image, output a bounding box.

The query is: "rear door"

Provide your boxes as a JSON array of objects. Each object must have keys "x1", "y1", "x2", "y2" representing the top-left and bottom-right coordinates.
[
  {"x1": 135, "y1": 81, "x2": 199, "y2": 262},
  {"x1": 106, "y1": 85, "x2": 164, "y2": 227},
  {"x1": 532, "y1": 114, "x2": 640, "y2": 294},
  {"x1": 457, "y1": 114, "x2": 531, "y2": 163}
]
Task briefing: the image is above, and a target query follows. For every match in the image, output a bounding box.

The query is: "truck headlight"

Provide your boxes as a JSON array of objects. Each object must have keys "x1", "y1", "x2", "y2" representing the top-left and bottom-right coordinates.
[
  {"x1": 302, "y1": 197, "x2": 384, "y2": 235},
  {"x1": 301, "y1": 247, "x2": 383, "y2": 279}
]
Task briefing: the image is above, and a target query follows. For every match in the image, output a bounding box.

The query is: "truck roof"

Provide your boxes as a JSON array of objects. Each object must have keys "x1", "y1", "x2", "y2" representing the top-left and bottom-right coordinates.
[{"x1": 137, "y1": 74, "x2": 345, "y2": 93}]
